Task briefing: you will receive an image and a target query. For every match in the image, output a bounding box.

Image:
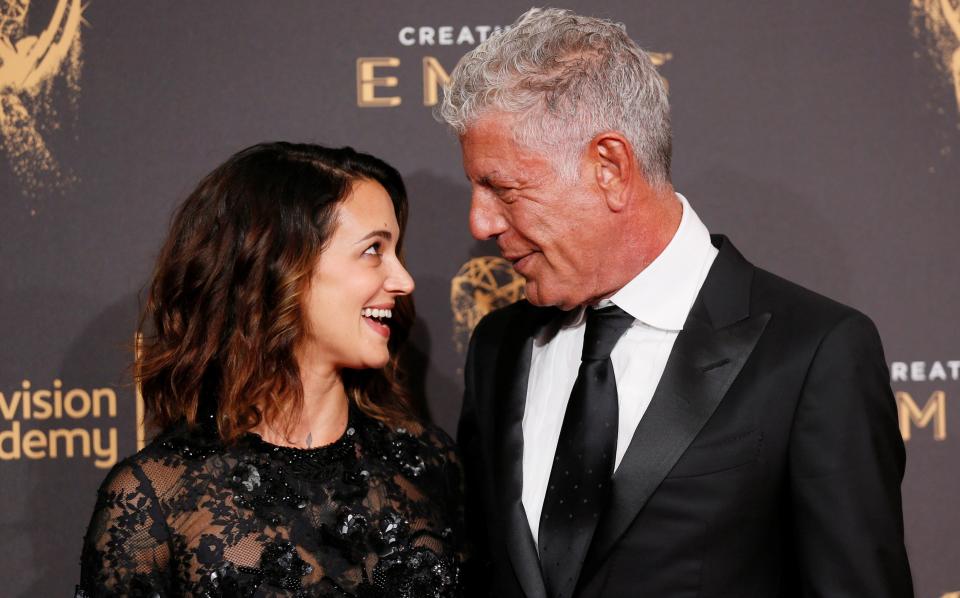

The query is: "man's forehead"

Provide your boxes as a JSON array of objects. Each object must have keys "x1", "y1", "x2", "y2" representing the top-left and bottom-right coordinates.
[
  {"x1": 461, "y1": 128, "x2": 530, "y2": 163},
  {"x1": 461, "y1": 112, "x2": 519, "y2": 142}
]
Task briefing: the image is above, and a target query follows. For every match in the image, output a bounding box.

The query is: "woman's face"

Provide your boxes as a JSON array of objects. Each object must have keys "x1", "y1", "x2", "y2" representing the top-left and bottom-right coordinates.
[{"x1": 300, "y1": 179, "x2": 414, "y2": 371}]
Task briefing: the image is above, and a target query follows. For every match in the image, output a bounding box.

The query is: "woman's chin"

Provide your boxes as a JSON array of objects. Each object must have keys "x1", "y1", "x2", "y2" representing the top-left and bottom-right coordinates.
[
  {"x1": 349, "y1": 351, "x2": 391, "y2": 371},
  {"x1": 367, "y1": 356, "x2": 390, "y2": 370}
]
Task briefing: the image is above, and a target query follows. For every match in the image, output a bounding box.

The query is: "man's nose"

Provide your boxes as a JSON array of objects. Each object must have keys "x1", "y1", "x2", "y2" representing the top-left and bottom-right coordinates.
[{"x1": 469, "y1": 192, "x2": 508, "y2": 241}]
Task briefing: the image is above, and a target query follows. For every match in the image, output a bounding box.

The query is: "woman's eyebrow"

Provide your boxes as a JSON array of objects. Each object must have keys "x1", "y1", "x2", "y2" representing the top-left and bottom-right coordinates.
[{"x1": 354, "y1": 230, "x2": 393, "y2": 244}]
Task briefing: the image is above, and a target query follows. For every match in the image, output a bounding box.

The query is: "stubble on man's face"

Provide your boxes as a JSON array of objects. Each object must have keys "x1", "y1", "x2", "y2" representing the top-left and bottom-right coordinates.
[{"x1": 460, "y1": 116, "x2": 608, "y2": 310}]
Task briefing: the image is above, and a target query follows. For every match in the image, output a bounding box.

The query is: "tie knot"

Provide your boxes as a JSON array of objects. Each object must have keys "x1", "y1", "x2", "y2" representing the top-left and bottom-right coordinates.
[{"x1": 581, "y1": 305, "x2": 634, "y2": 361}]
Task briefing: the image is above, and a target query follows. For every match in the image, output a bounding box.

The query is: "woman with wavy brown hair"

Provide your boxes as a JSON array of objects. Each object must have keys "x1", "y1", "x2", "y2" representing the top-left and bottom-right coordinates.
[{"x1": 77, "y1": 143, "x2": 465, "y2": 597}]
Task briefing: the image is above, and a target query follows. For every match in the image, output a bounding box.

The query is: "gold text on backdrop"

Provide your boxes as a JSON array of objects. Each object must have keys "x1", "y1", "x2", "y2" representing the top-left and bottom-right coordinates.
[
  {"x1": 357, "y1": 53, "x2": 673, "y2": 108},
  {"x1": 0, "y1": 379, "x2": 118, "y2": 468},
  {"x1": 897, "y1": 391, "x2": 948, "y2": 441},
  {"x1": 891, "y1": 359, "x2": 960, "y2": 381}
]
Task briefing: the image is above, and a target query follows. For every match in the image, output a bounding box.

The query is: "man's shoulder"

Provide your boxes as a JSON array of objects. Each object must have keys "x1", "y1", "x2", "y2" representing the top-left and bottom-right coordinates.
[
  {"x1": 710, "y1": 235, "x2": 871, "y2": 334},
  {"x1": 751, "y1": 264, "x2": 853, "y2": 313},
  {"x1": 749, "y1": 264, "x2": 875, "y2": 337}
]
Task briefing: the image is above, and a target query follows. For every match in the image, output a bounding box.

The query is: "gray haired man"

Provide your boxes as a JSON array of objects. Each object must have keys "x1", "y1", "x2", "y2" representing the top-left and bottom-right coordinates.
[{"x1": 440, "y1": 8, "x2": 913, "y2": 598}]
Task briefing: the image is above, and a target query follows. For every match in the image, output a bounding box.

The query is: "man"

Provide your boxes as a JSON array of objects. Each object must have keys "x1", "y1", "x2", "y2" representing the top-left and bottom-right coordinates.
[{"x1": 438, "y1": 8, "x2": 913, "y2": 598}]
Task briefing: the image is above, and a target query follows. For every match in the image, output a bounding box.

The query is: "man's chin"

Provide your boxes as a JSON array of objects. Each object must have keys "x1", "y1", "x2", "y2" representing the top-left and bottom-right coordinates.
[{"x1": 523, "y1": 282, "x2": 579, "y2": 311}]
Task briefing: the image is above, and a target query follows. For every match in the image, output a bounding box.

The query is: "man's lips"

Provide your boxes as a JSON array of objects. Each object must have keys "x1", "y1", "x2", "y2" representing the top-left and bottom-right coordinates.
[{"x1": 504, "y1": 251, "x2": 535, "y2": 273}]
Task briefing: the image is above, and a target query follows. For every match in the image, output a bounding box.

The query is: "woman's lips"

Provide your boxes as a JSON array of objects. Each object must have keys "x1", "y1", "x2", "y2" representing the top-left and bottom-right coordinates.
[{"x1": 363, "y1": 315, "x2": 391, "y2": 338}]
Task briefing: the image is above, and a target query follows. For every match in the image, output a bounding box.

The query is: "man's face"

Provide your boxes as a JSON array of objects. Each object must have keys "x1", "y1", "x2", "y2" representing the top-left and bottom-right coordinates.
[{"x1": 460, "y1": 115, "x2": 607, "y2": 309}]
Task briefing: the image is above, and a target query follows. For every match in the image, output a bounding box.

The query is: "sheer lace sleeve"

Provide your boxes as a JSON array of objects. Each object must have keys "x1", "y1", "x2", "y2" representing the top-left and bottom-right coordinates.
[
  {"x1": 394, "y1": 424, "x2": 467, "y2": 561},
  {"x1": 426, "y1": 425, "x2": 468, "y2": 562},
  {"x1": 77, "y1": 458, "x2": 172, "y2": 597}
]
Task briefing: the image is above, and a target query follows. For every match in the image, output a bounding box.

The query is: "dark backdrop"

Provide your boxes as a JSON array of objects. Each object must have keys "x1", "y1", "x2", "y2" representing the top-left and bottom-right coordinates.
[{"x1": 0, "y1": 1, "x2": 957, "y2": 595}]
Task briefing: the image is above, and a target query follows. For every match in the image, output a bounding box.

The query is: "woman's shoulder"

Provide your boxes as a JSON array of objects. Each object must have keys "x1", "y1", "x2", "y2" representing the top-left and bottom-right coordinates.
[
  {"x1": 97, "y1": 424, "x2": 225, "y2": 498},
  {"x1": 366, "y1": 412, "x2": 456, "y2": 449},
  {"x1": 361, "y1": 413, "x2": 460, "y2": 477},
  {"x1": 414, "y1": 421, "x2": 458, "y2": 461}
]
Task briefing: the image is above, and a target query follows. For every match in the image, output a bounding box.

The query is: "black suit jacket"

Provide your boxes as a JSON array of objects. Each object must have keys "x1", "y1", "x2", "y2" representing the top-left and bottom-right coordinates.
[{"x1": 458, "y1": 236, "x2": 913, "y2": 598}]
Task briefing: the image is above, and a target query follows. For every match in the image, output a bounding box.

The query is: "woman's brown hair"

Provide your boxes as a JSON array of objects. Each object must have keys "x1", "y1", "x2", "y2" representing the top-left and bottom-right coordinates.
[{"x1": 136, "y1": 142, "x2": 415, "y2": 442}]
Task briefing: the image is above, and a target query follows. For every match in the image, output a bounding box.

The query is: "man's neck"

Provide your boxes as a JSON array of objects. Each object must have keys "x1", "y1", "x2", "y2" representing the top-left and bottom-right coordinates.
[{"x1": 586, "y1": 190, "x2": 683, "y2": 306}]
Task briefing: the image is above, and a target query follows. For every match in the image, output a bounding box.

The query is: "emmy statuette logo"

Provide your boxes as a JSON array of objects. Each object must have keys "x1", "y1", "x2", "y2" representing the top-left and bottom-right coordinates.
[
  {"x1": 450, "y1": 257, "x2": 526, "y2": 354},
  {"x1": 0, "y1": 0, "x2": 84, "y2": 197}
]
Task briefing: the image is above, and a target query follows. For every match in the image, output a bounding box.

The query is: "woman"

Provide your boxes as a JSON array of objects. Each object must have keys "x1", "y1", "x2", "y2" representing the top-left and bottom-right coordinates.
[{"x1": 77, "y1": 143, "x2": 464, "y2": 597}]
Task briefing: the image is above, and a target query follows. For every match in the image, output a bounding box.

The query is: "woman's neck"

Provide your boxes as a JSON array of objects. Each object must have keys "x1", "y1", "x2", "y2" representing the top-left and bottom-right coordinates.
[
  {"x1": 255, "y1": 350, "x2": 350, "y2": 449},
  {"x1": 301, "y1": 362, "x2": 351, "y2": 443}
]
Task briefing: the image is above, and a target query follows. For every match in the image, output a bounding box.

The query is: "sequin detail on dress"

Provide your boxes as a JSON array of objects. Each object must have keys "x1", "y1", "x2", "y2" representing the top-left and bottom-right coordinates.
[{"x1": 77, "y1": 409, "x2": 465, "y2": 597}]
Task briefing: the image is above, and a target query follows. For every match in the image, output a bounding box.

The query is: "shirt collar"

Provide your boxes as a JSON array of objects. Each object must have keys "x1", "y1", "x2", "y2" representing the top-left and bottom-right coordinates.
[{"x1": 606, "y1": 193, "x2": 715, "y2": 331}]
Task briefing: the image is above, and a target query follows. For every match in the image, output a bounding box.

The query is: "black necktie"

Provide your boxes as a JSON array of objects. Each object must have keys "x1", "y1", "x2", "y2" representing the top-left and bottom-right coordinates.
[{"x1": 538, "y1": 304, "x2": 635, "y2": 598}]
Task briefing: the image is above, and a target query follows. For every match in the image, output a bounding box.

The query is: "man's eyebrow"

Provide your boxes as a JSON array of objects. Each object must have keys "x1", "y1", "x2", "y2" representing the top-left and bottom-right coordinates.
[
  {"x1": 354, "y1": 230, "x2": 392, "y2": 244},
  {"x1": 477, "y1": 173, "x2": 514, "y2": 187}
]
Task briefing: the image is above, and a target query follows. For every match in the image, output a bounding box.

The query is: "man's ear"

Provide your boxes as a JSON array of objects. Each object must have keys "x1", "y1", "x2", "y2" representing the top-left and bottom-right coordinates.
[{"x1": 591, "y1": 132, "x2": 636, "y2": 212}]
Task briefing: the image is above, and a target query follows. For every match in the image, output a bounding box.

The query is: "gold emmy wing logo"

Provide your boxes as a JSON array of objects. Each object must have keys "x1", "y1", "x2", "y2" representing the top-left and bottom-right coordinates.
[
  {"x1": 912, "y1": 0, "x2": 960, "y2": 114},
  {"x1": 0, "y1": 0, "x2": 84, "y2": 196},
  {"x1": 450, "y1": 257, "x2": 526, "y2": 353}
]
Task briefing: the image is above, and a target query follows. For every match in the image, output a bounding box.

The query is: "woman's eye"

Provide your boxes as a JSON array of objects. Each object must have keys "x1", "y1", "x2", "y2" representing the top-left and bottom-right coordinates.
[{"x1": 363, "y1": 243, "x2": 382, "y2": 257}]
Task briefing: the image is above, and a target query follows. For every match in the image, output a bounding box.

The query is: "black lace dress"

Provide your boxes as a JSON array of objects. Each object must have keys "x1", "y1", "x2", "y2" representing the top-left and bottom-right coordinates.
[{"x1": 76, "y1": 407, "x2": 465, "y2": 597}]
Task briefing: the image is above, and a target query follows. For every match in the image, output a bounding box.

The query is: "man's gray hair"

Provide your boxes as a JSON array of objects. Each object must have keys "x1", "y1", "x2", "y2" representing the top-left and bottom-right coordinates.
[{"x1": 438, "y1": 7, "x2": 672, "y2": 186}]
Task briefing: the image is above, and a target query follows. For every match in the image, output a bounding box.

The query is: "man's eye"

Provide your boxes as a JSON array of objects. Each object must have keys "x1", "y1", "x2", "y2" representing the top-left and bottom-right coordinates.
[{"x1": 363, "y1": 243, "x2": 382, "y2": 257}]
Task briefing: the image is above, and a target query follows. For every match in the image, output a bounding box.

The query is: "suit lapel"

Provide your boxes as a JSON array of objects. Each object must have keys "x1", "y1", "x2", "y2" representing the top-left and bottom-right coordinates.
[
  {"x1": 580, "y1": 236, "x2": 770, "y2": 583},
  {"x1": 493, "y1": 303, "x2": 556, "y2": 598}
]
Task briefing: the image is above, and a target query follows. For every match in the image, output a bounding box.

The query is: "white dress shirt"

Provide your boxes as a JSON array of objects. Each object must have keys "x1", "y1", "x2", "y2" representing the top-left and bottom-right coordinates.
[{"x1": 521, "y1": 193, "x2": 719, "y2": 547}]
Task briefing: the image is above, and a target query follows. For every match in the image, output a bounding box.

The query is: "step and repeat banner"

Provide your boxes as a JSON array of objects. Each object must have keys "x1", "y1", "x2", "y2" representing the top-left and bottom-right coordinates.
[{"x1": 0, "y1": 0, "x2": 957, "y2": 595}]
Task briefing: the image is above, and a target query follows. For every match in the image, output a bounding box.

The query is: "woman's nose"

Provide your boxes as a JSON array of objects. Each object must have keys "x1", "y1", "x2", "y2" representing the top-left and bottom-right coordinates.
[{"x1": 386, "y1": 261, "x2": 415, "y2": 295}]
